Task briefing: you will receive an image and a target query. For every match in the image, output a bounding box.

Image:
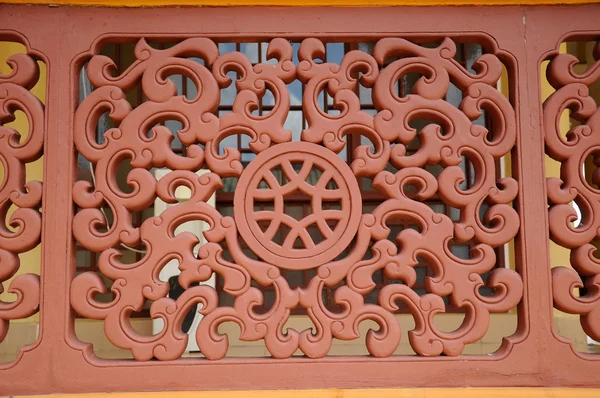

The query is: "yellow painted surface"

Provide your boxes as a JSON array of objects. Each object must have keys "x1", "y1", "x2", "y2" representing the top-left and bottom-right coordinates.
[
  {"x1": 9, "y1": 389, "x2": 600, "y2": 398},
  {"x1": 1, "y1": 0, "x2": 600, "y2": 7}
]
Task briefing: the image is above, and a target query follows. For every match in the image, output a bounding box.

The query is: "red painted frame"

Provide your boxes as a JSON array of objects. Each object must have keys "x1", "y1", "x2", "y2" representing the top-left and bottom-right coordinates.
[{"x1": 0, "y1": 4, "x2": 599, "y2": 394}]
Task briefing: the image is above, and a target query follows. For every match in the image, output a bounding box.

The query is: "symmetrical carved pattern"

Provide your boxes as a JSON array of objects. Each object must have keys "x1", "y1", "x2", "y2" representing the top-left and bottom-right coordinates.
[
  {"x1": 71, "y1": 37, "x2": 522, "y2": 360},
  {"x1": 546, "y1": 41, "x2": 600, "y2": 341},
  {"x1": 0, "y1": 49, "x2": 43, "y2": 343}
]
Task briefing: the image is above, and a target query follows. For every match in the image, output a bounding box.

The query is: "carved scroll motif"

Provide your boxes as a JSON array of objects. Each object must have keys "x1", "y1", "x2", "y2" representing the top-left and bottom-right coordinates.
[
  {"x1": 71, "y1": 37, "x2": 522, "y2": 360},
  {"x1": 0, "y1": 50, "x2": 43, "y2": 343},
  {"x1": 545, "y1": 41, "x2": 600, "y2": 341}
]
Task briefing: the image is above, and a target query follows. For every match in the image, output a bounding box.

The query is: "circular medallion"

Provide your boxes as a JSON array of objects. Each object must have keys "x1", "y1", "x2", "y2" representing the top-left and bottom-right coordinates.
[{"x1": 234, "y1": 142, "x2": 361, "y2": 270}]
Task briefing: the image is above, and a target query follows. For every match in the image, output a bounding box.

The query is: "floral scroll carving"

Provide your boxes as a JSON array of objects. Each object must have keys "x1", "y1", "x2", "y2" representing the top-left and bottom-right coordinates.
[
  {"x1": 71, "y1": 37, "x2": 522, "y2": 360},
  {"x1": 0, "y1": 49, "x2": 43, "y2": 343},
  {"x1": 546, "y1": 40, "x2": 600, "y2": 342}
]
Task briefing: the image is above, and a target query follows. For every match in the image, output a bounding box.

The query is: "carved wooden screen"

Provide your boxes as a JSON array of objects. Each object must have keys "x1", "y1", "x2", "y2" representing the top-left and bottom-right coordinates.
[
  {"x1": 1, "y1": 4, "x2": 600, "y2": 395},
  {"x1": 0, "y1": 35, "x2": 43, "y2": 353},
  {"x1": 545, "y1": 39, "x2": 600, "y2": 349}
]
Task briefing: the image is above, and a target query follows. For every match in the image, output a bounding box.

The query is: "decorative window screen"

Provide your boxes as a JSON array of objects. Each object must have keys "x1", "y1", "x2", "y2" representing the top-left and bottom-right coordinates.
[
  {"x1": 2, "y1": 5, "x2": 600, "y2": 394},
  {"x1": 70, "y1": 36, "x2": 520, "y2": 360}
]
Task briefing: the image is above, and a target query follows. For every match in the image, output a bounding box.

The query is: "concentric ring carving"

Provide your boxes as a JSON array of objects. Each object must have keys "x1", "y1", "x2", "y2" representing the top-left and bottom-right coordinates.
[
  {"x1": 71, "y1": 37, "x2": 522, "y2": 360},
  {"x1": 234, "y1": 142, "x2": 362, "y2": 270},
  {"x1": 0, "y1": 48, "x2": 43, "y2": 343}
]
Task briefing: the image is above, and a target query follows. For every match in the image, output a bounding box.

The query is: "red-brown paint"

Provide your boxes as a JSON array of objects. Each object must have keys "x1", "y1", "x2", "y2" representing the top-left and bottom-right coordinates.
[
  {"x1": 0, "y1": 37, "x2": 43, "y2": 345},
  {"x1": 545, "y1": 42, "x2": 600, "y2": 344},
  {"x1": 0, "y1": 3, "x2": 599, "y2": 395}
]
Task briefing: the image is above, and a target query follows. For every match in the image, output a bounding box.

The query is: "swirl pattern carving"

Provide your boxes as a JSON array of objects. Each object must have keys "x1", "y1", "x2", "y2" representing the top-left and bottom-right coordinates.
[
  {"x1": 546, "y1": 41, "x2": 600, "y2": 342},
  {"x1": 0, "y1": 49, "x2": 43, "y2": 343},
  {"x1": 71, "y1": 37, "x2": 522, "y2": 360}
]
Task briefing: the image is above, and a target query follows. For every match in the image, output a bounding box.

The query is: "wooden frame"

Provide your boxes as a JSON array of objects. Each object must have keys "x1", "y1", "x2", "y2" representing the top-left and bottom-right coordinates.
[{"x1": 0, "y1": 4, "x2": 599, "y2": 395}]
